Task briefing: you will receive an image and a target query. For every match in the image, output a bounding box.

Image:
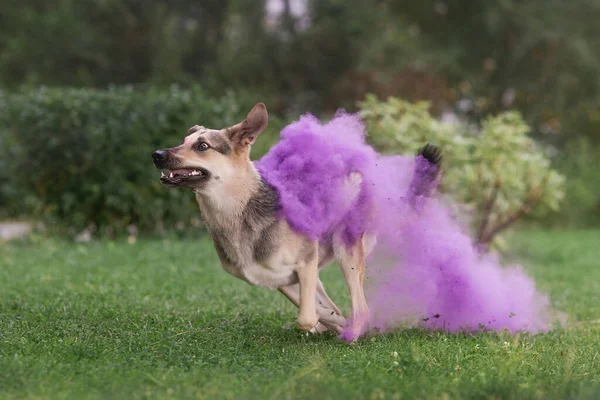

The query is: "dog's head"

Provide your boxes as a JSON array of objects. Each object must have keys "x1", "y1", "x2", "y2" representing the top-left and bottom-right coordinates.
[{"x1": 152, "y1": 103, "x2": 268, "y2": 190}]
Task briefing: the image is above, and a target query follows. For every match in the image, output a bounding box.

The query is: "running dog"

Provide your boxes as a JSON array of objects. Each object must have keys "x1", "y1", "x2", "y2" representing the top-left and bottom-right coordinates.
[{"x1": 152, "y1": 103, "x2": 441, "y2": 337}]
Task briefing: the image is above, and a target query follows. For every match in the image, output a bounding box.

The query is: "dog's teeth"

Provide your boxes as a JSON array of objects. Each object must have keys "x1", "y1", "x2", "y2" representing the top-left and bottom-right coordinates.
[
  {"x1": 160, "y1": 172, "x2": 165, "y2": 178},
  {"x1": 168, "y1": 172, "x2": 174, "y2": 178}
]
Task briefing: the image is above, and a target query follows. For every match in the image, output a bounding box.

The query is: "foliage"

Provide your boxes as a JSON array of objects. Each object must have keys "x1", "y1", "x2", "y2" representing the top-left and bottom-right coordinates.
[
  {"x1": 1, "y1": 0, "x2": 599, "y2": 227},
  {"x1": 2, "y1": 1, "x2": 599, "y2": 131},
  {"x1": 360, "y1": 95, "x2": 565, "y2": 246},
  {"x1": 0, "y1": 0, "x2": 230, "y2": 88},
  {"x1": 552, "y1": 138, "x2": 600, "y2": 228},
  {"x1": 0, "y1": 87, "x2": 283, "y2": 235},
  {"x1": 0, "y1": 231, "x2": 599, "y2": 399}
]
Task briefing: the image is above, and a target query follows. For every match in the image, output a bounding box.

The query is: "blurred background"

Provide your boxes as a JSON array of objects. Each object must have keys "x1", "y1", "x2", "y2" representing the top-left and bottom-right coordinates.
[{"x1": 0, "y1": 0, "x2": 598, "y2": 242}]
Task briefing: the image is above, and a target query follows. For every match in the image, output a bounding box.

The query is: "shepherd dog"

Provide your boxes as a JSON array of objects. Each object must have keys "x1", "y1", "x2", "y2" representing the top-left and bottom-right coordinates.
[{"x1": 152, "y1": 103, "x2": 441, "y2": 338}]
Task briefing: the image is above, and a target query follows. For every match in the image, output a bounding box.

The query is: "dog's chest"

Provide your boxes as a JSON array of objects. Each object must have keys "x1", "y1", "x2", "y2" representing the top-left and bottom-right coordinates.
[
  {"x1": 197, "y1": 179, "x2": 301, "y2": 289},
  {"x1": 210, "y1": 230, "x2": 298, "y2": 288},
  {"x1": 211, "y1": 225, "x2": 297, "y2": 289}
]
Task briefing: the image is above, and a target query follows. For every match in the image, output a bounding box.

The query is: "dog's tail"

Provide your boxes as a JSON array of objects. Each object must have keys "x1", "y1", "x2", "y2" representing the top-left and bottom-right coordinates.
[{"x1": 407, "y1": 143, "x2": 442, "y2": 211}]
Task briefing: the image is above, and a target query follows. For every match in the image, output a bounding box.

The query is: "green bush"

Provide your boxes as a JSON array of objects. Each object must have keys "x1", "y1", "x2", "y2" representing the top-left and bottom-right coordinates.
[
  {"x1": 0, "y1": 86, "x2": 283, "y2": 235},
  {"x1": 360, "y1": 95, "x2": 566, "y2": 248}
]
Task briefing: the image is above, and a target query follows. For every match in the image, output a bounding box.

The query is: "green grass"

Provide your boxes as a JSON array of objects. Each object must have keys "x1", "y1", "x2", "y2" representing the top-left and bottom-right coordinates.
[{"x1": 1, "y1": 230, "x2": 599, "y2": 400}]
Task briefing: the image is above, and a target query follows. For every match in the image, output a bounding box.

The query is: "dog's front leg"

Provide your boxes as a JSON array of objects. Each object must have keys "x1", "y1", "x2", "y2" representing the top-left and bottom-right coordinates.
[
  {"x1": 294, "y1": 242, "x2": 319, "y2": 331},
  {"x1": 278, "y1": 280, "x2": 346, "y2": 333}
]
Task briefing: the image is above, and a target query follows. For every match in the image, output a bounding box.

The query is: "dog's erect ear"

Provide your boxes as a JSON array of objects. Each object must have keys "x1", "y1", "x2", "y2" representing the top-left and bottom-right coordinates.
[{"x1": 227, "y1": 103, "x2": 268, "y2": 147}]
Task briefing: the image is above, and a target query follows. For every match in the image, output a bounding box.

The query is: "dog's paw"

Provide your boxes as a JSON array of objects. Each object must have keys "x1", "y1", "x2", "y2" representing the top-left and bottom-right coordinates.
[
  {"x1": 309, "y1": 322, "x2": 329, "y2": 334},
  {"x1": 340, "y1": 312, "x2": 370, "y2": 342},
  {"x1": 296, "y1": 314, "x2": 319, "y2": 331}
]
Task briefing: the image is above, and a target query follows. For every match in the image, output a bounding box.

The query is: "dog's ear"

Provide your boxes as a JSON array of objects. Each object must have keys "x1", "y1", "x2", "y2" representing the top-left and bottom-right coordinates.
[{"x1": 227, "y1": 103, "x2": 268, "y2": 147}]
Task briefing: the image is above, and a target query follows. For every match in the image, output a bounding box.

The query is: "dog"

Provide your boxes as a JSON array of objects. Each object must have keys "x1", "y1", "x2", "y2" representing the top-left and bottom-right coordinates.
[{"x1": 152, "y1": 103, "x2": 441, "y2": 337}]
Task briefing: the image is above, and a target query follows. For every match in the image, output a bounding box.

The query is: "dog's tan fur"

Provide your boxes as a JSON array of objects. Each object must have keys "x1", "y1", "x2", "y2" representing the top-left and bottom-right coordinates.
[{"x1": 152, "y1": 103, "x2": 372, "y2": 335}]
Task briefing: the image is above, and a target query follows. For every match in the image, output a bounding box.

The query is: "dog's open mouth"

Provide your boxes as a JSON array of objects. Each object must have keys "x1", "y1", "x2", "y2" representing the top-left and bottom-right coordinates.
[{"x1": 160, "y1": 168, "x2": 209, "y2": 185}]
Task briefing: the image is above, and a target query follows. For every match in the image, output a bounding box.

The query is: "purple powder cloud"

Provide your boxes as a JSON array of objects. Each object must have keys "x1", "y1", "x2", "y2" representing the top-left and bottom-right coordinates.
[{"x1": 257, "y1": 111, "x2": 560, "y2": 340}]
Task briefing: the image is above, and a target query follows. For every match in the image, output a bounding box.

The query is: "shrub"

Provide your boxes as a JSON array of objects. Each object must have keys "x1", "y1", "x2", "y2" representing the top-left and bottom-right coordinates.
[
  {"x1": 359, "y1": 95, "x2": 566, "y2": 248},
  {"x1": 0, "y1": 86, "x2": 283, "y2": 235}
]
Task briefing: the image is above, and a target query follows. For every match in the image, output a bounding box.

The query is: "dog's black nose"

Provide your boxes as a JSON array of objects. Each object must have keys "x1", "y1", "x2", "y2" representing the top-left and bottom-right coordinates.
[{"x1": 152, "y1": 149, "x2": 168, "y2": 163}]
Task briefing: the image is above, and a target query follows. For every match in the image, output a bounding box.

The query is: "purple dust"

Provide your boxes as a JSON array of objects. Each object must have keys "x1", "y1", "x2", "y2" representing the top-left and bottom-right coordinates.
[{"x1": 257, "y1": 112, "x2": 560, "y2": 341}]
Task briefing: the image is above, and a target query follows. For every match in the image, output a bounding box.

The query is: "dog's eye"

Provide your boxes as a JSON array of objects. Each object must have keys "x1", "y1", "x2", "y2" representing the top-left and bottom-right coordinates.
[{"x1": 196, "y1": 142, "x2": 210, "y2": 151}]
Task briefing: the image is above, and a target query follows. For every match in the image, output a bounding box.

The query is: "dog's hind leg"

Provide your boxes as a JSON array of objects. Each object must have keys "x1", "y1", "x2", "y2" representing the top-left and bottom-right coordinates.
[
  {"x1": 335, "y1": 234, "x2": 370, "y2": 341},
  {"x1": 278, "y1": 279, "x2": 346, "y2": 333}
]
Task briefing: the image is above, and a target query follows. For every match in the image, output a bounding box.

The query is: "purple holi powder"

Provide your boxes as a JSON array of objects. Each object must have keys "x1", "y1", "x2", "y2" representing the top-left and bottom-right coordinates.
[{"x1": 257, "y1": 112, "x2": 560, "y2": 340}]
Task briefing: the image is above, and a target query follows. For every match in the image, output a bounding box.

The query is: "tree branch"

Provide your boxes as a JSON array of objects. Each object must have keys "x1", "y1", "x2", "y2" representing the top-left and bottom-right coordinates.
[
  {"x1": 478, "y1": 175, "x2": 548, "y2": 246},
  {"x1": 476, "y1": 178, "x2": 501, "y2": 244}
]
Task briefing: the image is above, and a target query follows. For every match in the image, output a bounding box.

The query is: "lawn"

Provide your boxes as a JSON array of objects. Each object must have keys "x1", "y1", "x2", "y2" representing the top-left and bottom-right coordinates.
[{"x1": 0, "y1": 230, "x2": 599, "y2": 400}]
